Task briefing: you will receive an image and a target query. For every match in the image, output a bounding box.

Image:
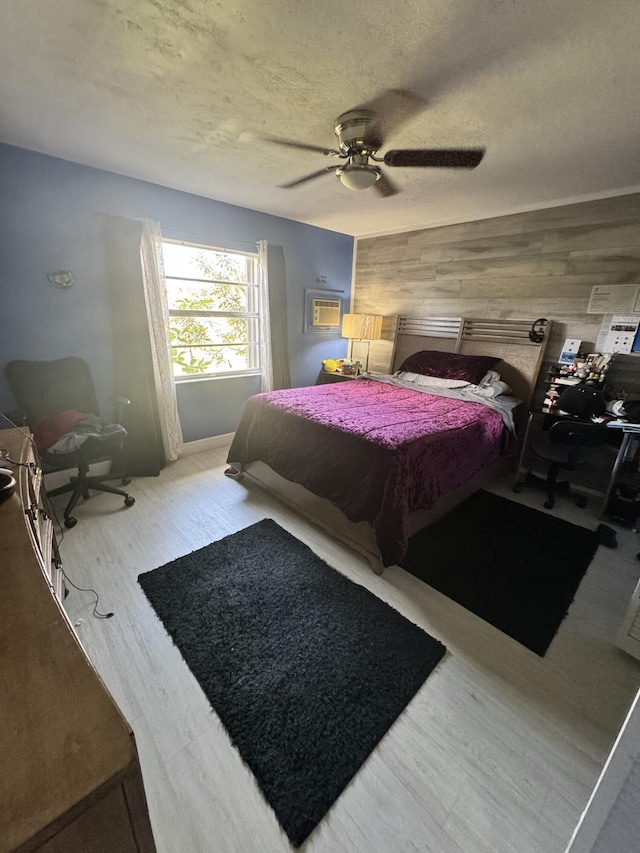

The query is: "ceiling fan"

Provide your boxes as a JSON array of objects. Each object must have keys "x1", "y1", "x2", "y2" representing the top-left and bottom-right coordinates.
[{"x1": 265, "y1": 101, "x2": 485, "y2": 197}]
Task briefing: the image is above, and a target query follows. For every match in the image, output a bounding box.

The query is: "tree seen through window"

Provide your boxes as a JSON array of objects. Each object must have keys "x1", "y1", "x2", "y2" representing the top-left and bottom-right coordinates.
[{"x1": 162, "y1": 241, "x2": 260, "y2": 379}]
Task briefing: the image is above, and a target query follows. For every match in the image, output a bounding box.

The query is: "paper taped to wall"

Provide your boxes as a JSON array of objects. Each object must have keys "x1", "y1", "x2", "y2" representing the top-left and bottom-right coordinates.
[
  {"x1": 595, "y1": 314, "x2": 640, "y2": 354},
  {"x1": 587, "y1": 284, "x2": 640, "y2": 314}
]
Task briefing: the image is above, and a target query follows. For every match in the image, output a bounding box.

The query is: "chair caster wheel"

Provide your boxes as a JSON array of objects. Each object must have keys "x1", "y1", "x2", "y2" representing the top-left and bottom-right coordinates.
[
  {"x1": 576, "y1": 496, "x2": 587, "y2": 508},
  {"x1": 543, "y1": 500, "x2": 554, "y2": 510},
  {"x1": 513, "y1": 484, "x2": 522, "y2": 494},
  {"x1": 124, "y1": 495, "x2": 135, "y2": 507},
  {"x1": 122, "y1": 477, "x2": 131, "y2": 485},
  {"x1": 64, "y1": 516, "x2": 77, "y2": 528}
]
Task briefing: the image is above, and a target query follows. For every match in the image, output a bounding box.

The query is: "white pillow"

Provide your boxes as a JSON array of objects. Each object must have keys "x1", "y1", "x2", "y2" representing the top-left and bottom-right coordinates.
[
  {"x1": 396, "y1": 370, "x2": 471, "y2": 389},
  {"x1": 472, "y1": 370, "x2": 512, "y2": 397}
]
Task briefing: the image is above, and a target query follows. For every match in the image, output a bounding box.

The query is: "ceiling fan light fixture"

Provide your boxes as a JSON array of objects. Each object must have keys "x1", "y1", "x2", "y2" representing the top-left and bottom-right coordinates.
[{"x1": 338, "y1": 164, "x2": 379, "y2": 191}]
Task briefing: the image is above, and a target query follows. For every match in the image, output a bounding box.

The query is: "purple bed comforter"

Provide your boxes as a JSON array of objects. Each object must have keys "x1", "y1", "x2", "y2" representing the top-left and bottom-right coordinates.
[{"x1": 227, "y1": 379, "x2": 508, "y2": 566}]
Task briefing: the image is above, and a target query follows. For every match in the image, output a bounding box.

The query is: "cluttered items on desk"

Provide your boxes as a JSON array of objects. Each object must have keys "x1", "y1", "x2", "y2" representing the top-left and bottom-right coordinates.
[
  {"x1": 601, "y1": 400, "x2": 640, "y2": 428},
  {"x1": 542, "y1": 351, "x2": 613, "y2": 416},
  {"x1": 543, "y1": 348, "x2": 640, "y2": 426},
  {"x1": 552, "y1": 351, "x2": 612, "y2": 386}
]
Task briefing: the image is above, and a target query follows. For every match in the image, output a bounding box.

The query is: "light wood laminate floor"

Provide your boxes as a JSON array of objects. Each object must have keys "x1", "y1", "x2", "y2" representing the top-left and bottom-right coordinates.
[{"x1": 53, "y1": 447, "x2": 640, "y2": 853}]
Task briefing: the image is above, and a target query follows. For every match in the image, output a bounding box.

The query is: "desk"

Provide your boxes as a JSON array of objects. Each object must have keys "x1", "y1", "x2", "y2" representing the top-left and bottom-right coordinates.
[
  {"x1": 0, "y1": 429, "x2": 155, "y2": 852},
  {"x1": 601, "y1": 421, "x2": 640, "y2": 518},
  {"x1": 514, "y1": 412, "x2": 640, "y2": 518}
]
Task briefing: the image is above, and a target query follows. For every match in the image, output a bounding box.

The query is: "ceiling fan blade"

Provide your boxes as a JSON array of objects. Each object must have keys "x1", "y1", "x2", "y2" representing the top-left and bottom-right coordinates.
[
  {"x1": 374, "y1": 171, "x2": 400, "y2": 198},
  {"x1": 279, "y1": 166, "x2": 340, "y2": 189},
  {"x1": 384, "y1": 148, "x2": 485, "y2": 168},
  {"x1": 263, "y1": 136, "x2": 342, "y2": 157}
]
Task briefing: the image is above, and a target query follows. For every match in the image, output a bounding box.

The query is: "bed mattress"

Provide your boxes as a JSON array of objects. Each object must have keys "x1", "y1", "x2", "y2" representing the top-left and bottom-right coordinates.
[{"x1": 227, "y1": 378, "x2": 508, "y2": 566}]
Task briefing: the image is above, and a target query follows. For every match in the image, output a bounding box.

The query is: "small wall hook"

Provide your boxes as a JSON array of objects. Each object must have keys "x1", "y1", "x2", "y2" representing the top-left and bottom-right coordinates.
[{"x1": 46, "y1": 270, "x2": 74, "y2": 289}]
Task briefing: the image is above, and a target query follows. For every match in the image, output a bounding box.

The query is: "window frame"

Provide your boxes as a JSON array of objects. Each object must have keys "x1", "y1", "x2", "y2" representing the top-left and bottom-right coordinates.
[{"x1": 162, "y1": 238, "x2": 261, "y2": 382}]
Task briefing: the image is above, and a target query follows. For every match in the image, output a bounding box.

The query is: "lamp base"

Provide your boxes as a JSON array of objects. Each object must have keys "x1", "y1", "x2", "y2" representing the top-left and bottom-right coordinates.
[{"x1": 351, "y1": 339, "x2": 370, "y2": 373}]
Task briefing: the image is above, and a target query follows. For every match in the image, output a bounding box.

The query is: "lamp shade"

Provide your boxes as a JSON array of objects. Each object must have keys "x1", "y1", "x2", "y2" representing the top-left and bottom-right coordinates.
[{"x1": 341, "y1": 313, "x2": 383, "y2": 340}]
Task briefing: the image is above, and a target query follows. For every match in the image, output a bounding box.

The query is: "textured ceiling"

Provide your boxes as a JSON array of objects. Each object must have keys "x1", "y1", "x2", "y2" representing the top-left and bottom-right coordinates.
[{"x1": 1, "y1": 0, "x2": 640, "y2": 237}]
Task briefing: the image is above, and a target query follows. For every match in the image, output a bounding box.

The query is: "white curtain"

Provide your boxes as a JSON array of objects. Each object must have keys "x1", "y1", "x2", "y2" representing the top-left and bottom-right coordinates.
[
  {"x1": 139, "y1": 219, "x2": 184, "y2": 461},
  {"x1": 258, "y1": 239, "x2": 274, "y2": 392}
]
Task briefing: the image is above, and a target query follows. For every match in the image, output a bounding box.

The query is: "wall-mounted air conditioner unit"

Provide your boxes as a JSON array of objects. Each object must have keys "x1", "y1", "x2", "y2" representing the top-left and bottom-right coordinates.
[
  {"x1": 303, "y1": 288, "x2": 344, "y2": 334},
  {"x1": 312, "y1": 298, "x2": 341, "y2": 328}
]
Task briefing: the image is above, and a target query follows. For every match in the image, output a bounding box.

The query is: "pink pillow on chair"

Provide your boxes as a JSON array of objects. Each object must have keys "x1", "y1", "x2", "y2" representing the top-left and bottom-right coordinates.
[{"x1": 32, "y1": 409, "x2": 86, "y2": 451}]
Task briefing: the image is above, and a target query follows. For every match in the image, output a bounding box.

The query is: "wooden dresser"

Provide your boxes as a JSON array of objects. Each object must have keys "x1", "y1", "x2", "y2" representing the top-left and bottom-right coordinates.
[{"x1": 0, "y1": 429, "x2": 156, "y2": 853}]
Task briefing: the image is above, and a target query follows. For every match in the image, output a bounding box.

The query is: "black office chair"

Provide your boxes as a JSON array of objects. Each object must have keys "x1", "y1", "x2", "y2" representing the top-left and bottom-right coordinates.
[
  {"x1": 5, "y1": 356, "x2": 135, "y2": 528},
  {"x1": 513, "y1": 419, "x2": 610, "y2": 510}
]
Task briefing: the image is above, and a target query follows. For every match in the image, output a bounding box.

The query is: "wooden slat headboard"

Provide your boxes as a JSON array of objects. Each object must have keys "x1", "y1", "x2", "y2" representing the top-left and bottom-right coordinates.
[{"x1": 391, "y1": 316, "x2": 551, "y2": 407}]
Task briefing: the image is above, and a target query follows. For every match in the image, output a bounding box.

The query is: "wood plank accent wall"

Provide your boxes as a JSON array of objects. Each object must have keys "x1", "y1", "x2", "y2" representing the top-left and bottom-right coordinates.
[{"x1": 354, "y1": 192, "x2": 640, "y2": 394}]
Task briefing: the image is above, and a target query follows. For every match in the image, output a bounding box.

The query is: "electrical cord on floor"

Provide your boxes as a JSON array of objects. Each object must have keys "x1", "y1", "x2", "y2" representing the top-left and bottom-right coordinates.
[
  {"x1": 59, "y1": 568, "x2": 114, "y2": 619},
  {"x1": 45, "y1": 491, "x2": 115, "y2": 619},
  {"x1": 0, "y1": 408, "x2": 117, "y2": 621}
]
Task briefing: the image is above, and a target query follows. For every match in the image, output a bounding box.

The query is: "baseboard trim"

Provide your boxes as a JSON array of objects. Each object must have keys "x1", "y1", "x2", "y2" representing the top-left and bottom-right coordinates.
[
  {"x1": 44, "y1": 460, "x2": 112, "y2": 491},
  {"x1": 44, "y1": 435, "x2": 235, "y2": 488},
  {"x1": 181, "y1": 433, "x2": 234, "y2": 456}
]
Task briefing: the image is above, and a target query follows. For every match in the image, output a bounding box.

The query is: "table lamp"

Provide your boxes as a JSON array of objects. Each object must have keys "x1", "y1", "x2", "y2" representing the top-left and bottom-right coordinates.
[{"x1": 342, "y1": 313, "x2": 383, "y2": 373}]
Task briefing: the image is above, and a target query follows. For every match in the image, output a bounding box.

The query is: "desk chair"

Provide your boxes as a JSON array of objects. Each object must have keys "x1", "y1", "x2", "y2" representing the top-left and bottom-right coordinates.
[
  {"x1": 513, "y1": 419, "x2": 610, "y2": 510},
  {"x1": 5, "y1": 357, "x2": 135, "y2": 528}
]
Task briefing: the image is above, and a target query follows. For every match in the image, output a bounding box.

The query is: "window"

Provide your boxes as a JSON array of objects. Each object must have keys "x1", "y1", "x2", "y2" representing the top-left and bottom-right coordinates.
[{"x1": 161, "y1": 239, "x2": 260, "y2": 380}]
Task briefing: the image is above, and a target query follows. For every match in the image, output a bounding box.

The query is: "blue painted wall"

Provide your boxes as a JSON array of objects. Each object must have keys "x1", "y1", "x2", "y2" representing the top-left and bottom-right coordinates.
[{"x1": 0, "y1": 144, "x2": 353, "y2": 441}]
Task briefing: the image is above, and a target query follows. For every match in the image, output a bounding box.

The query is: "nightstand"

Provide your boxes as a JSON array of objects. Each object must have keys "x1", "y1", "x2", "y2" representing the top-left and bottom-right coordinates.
[{"x1": 317, "y1": 367, "x2": 360, "y2": 385}]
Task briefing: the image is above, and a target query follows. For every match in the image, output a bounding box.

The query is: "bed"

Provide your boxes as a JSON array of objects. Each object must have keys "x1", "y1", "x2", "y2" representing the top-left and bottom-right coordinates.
[{"x1": 226, "y1": 316, "x2": 550, "y2": 573}]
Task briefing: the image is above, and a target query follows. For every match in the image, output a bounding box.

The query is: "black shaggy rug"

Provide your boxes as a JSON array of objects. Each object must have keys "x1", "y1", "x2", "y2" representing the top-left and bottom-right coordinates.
[
  {"x1": 138, "y1": 519, "x2": 445, "y2": 847},
  {"x1": 400, "y1": 490, "x2": 601, "y2": 656}
]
